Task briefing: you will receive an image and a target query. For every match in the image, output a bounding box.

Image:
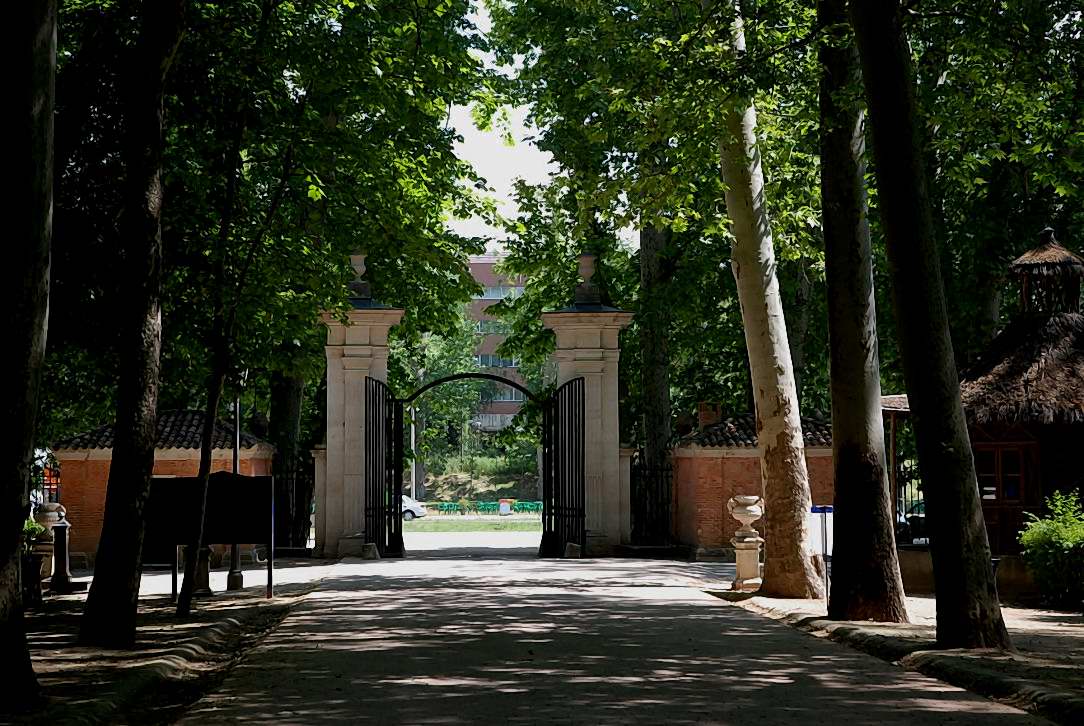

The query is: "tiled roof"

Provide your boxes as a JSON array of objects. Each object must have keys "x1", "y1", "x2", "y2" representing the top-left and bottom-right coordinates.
[
  {"x1": 53, "y1": 410, "x2": 266, "y2": 451},
  {"x1": 680, "y1": 414, "x2": 833, "y2": 449}
]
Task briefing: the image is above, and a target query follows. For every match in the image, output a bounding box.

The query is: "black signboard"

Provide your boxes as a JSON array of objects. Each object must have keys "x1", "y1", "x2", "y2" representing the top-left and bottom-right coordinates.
[{"x1": 143, "y1": 472, "x2": 274, "y2": 598}]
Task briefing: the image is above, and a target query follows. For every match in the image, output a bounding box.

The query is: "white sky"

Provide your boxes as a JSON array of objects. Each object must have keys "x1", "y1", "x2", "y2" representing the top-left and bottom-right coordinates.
[
  {"x1": 446, "y1": 103, "x2": 556, "y2": 248},
  {"x1": 444, "y1": 5, "x2": 636, "y2": 251},
  {"x1": 444, "y1": 5, "x2": 556, "y2": 250}
]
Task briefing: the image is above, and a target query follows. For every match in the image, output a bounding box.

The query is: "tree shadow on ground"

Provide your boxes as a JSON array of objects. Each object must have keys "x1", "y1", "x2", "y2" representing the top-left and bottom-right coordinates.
[{"x1": 180, "y1": 557, "x2": 1039, "y2": 725}]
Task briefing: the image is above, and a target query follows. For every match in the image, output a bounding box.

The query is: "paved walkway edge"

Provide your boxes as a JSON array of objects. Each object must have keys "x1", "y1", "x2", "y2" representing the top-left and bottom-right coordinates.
[{"x1": 718, "y1": 594, "x2": 1084, "y2": 726}]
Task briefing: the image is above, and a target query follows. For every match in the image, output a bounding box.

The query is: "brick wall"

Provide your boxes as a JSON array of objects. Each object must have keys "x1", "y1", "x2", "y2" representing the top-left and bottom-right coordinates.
[
  {"x1": 672, "y1": 448, "x2": 834, "y2": 555},
  {"x1": 57, "y1": 450, "x2": 272, "y2": 560}
]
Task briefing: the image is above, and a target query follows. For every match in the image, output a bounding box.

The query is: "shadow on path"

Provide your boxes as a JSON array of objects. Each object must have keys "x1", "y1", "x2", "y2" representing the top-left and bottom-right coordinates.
[{"x1": 181, "y1": 558, "x2": 1040, "y2": 725}]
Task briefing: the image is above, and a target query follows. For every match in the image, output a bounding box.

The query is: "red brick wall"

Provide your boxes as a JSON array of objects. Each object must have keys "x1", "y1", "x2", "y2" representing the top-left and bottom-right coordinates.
[
  {"x1": 58, "y1": 452, "x2": 272, "y2": 558},
  {"x1": 672, "y1": 449, "x2": 835, "y2": 552}
]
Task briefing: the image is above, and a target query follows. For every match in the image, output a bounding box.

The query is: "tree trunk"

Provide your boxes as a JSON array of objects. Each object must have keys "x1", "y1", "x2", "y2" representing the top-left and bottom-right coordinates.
[
  {"x1": 786, "y1": 256, "x2": 812, "y2": 402},
  {"x1": 719, "y1": 6, "x2": 823, "y2": 599},
  {"x1": 81, "y1": 0, "x2": 186, "y2": 648},
  {"x1": 849, "y1": 0, "x2": 1011, "y2": 648},
  {"x1": 819, "y1": 0, "x2": 907, "y2": 623},
  {"x1": 639, "y1": 225, "x2": 672, "y2": 470},
  {"x1": 176, "y1": 346, "x2": 227, "y2": 617},
  {"x1": 269, "y1": 371, "x2": 306, "y2": 547},
  {"x1": 2, "y1": 1, "x2": 56, "y2": 707}
]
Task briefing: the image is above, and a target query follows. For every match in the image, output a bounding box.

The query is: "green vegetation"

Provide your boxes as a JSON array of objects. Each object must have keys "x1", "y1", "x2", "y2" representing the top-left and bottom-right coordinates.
[
  {"x1": 1019, "y1": 492, "x2": 1084, "y2": 609},
  {"x1": 404, "y1": 519, "x2": 542, "y2": 533}
]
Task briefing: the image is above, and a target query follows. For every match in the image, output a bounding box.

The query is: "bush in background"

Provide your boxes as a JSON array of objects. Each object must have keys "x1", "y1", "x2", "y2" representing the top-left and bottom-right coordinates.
[{"x1": 1018, "y1": 491, "x2": 1084, "y2": 609}]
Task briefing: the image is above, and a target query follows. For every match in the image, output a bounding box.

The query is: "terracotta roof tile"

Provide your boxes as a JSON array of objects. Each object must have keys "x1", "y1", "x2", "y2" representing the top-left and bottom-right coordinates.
[
  {"x1": 53, "y1": 410, "x2": 266, "y2": 451},
  {"x1": 679, "y1": 414, "x2": 832, "y2": 449}
]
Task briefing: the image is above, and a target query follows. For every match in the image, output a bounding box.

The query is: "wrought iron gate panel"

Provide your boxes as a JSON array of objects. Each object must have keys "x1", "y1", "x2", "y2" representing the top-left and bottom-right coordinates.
[
  {"x1": 540, "y1": 377, "x2": 585, "y2": 556},
  {"x1": 386, "y1": 401, "x2": 405, "y2": 557},
  {"x1": 365, "y1": 377, "x2": 393, "y2": 556},
  {"x1": 631, "y1": 452, "x2": 673, "y2": 545}
]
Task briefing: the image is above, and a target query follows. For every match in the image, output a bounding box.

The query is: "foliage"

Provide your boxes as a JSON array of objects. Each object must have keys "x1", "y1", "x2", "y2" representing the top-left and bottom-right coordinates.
[
  {"x1": 485, "y1": 0, "x2": 835, "y2": 443},
  {"x1": 22, "y1": 520, "x2": 46, "y2": 553},
  {"x1": 43, "y1": 0, "x2": 497, "y2": 449},
  {"x1": 1018, "y1": 491, "x2": 1084, "y2": 609},
  {"x1": 909, "y1": 0, "x2": 1084, "y2": 362}
]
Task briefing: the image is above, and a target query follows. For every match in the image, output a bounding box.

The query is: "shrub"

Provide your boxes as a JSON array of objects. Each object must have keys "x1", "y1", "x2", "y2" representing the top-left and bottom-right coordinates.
[
  {"x1": 22, "y1": 518, "x2": 46, "y2": 553},
  {"x1": 1018, "y1": 491, "x2": 1084, "y2": 609}
]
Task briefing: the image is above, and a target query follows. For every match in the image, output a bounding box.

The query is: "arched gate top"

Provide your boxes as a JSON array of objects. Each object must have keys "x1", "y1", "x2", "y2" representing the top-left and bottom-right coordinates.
[{"x1": 401, "y1": 371, "x2": 542, "y2": 405}]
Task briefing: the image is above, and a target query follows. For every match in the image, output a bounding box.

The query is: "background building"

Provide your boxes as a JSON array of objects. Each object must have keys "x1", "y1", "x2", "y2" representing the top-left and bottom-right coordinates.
[{"x1": 468, "y1": 255, "x2": 525, "y2": 431}]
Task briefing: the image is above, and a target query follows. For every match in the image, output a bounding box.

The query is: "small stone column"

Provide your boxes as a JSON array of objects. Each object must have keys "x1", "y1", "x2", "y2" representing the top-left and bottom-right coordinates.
[
  {"x1": 318, "y1": 254, "x2": 403, "y2": 557},
  {"x1": 728, "y1": 495, "x2": 764, "y2": 591},
  {"x1": 542, "y1": 253, "x2": 633, "y2": 555}
]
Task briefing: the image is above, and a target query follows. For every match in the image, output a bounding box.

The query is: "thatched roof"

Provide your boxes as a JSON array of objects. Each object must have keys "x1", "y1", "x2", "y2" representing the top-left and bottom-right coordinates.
[
  {"x1": 1010, "y1": 229, "x2": 1084, "y2": 279},
  {"x1": 960, "y1": 312, "x2": 1084, "y2": 425}
]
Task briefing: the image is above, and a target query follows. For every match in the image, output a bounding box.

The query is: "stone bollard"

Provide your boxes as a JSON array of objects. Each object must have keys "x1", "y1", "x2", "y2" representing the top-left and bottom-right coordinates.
[
  {"x1": 728, "y1": 495, "x2": 764, "y2": 592},
  {"x1": 33, "y1": 502, "x2": 66, "y2": 578},
  {"x1": 47, "y1": 517, "x2": 84, "y2": 594}
]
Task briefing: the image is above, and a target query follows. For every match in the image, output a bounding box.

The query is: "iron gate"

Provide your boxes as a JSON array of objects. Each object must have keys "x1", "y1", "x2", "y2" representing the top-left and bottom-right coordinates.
[
  {"x1": 364, "y1": 377, "x2": 404, "y2": 557},
  {"x1": 631, "y1": 452, "x2": 673, "y2": 545},
  {"x1": 540, "y1": 377, "x2": 586, "y2": 557},
  {"x1": 365, "y1": 374, "x2": 584, "y2": 559}
]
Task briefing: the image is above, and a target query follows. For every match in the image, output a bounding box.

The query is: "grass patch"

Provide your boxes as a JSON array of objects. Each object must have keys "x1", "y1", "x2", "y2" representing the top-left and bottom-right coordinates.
[{"x1": 403, "y1": 518, "x2": 542, "y2": 532}]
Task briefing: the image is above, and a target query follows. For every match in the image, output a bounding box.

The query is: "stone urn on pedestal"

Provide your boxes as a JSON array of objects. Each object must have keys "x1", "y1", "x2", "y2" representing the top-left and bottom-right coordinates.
[
  {"x1": 728, "y1": 495, "x2": 764, "y2": 592},
  {"x1": 33, "y1": 502, "x2": 66, "y2": 578}
]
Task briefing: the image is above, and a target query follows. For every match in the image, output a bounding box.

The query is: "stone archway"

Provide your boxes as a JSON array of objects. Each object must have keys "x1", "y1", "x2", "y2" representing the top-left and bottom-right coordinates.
[{"x1": 311, "y1": 254, "x2": 632, "y2": 557}]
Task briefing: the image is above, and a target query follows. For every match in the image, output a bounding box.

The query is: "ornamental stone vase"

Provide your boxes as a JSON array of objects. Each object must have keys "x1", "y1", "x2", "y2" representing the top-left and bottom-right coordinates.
[{"x1": 727, "y1": 495, "x2": 764, "y2": 591}]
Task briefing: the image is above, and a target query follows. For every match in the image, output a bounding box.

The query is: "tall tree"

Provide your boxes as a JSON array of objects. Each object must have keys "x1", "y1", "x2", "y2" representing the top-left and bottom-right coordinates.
[
  {"x1": 81, "y1": 0, "x2": 187, "y2": 647},
  {"x1": 639, "y1": 224, "x2": 673, "y2": 471},
  {"x1": 849, "y1": 0, "x2": 1011, "y2": 648},
  {"x1": 3, "y1": 0, "x2": 56, "y2": 706},
  {"x1": 717, "y1": 3, "x2": 823, "y2": 598},
  {"x1": 269, "y1": 370, "x2": 307, "y2": 547},
  {"x1": 819, "y1": 0, "x2": 906, "y2": 622}
]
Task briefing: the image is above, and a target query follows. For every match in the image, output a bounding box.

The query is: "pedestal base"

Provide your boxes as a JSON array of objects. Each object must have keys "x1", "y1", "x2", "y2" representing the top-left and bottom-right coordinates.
[
  {"x1": 337, "y1": 534, "x2": 369, "y2": 557},
  {"x1": 731, "y1": 539, "x2": 763, "y2": 592},
  {"x1": 226, "y1": 570, "x2": 244, "y2": 591}
]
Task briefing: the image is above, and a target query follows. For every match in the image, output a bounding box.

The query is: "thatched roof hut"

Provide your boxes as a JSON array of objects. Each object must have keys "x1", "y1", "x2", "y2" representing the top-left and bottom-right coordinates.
[
  {"x1": 960, "y1": 312, "x2": 1084, "y2": 425},
  {"x1": 1011, "y1": 228, "x2": 1084, "y2": 313}
]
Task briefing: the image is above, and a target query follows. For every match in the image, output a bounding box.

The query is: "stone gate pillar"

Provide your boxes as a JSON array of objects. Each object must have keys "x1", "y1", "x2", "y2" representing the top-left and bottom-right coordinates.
[
  {"x1": 314, "y1": 255, "x2": 403, "y2": 557},
  {"x1": 542, "y1": 254, "x2": 633, "y2": 555}
]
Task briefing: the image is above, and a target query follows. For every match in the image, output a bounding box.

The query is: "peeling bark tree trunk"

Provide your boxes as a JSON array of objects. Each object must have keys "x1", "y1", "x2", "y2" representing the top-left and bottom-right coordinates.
[
  {"x1": 850, "y1": 0, "x2": 1011, "y2": 648},
  {"x1": 81, "y1": 0, "x2": 186, "y2": 648},
  {"x1": 719, "y1": 6, "x2": 823, "y2": 599},
  {"x1": 639, "y1": 225, "x2": 672, "y2": 470},
  {"x1": 2, "y1": 1, "x2": 56, "y2": 706},
  {"x1": 786, "y1": 256, "x2": 812, "y2": 402},
  {"x1": 819, "y1": 0, "x2": 907, "y2": 623}
]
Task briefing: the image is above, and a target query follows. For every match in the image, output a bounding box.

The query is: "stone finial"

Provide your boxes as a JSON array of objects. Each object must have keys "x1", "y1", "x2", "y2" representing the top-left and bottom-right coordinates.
[
  {"x1": 348, "y1": 252, "x2": 371, "y2": 300},
  {"x1": 728, "y1": 495, "x2": 764, "y2": 591},
  {"x1": 574, "y1": 252, "x2": 602, "y2": 305}
]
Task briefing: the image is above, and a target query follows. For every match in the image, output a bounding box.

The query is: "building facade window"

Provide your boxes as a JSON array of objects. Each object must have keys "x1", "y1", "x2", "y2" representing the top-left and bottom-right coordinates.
[
  {"x1": 476, "y1": 285, "x2": 524, "y2": 300},
  {"x1": 489, "y1": 387, "x2": 526, "y2": 402},
  {"x1": 475, "y1": 354, "x2": 519, "y2": 368},
  {"x1": 476, "y1": 319, "x2": 508, "y2": 334}
]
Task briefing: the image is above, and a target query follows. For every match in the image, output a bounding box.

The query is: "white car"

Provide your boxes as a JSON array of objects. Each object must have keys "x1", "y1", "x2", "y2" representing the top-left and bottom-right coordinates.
[{"x1": 402, "y1": 495, "x2": 427, "y2": 521}]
